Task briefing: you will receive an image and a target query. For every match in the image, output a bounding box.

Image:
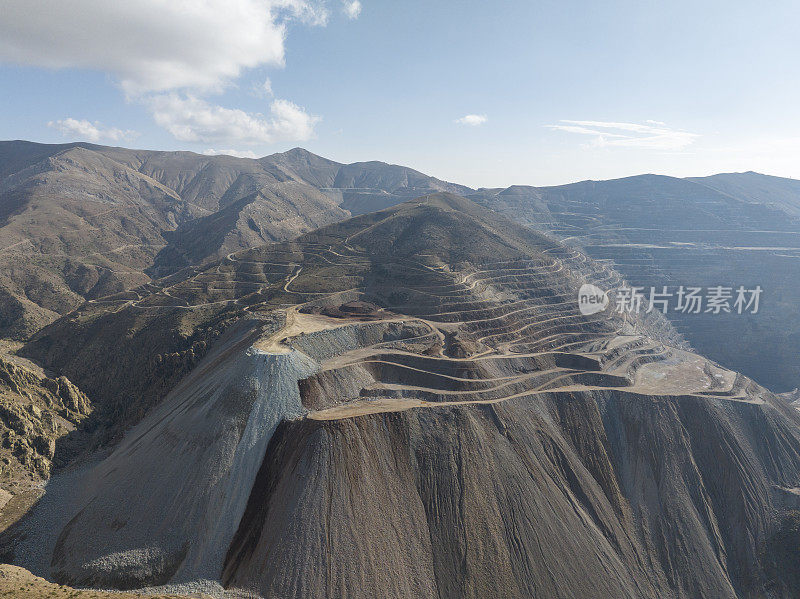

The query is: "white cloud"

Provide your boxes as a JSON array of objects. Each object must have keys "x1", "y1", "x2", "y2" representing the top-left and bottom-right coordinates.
[
  {"x1": 455, "y1": 114, "x2": 488, "y2": 127},
  {"x1": 202, "y1": 149, "x2": 260, "y2": 159},
  {"x1": 547, "y1": 120, "x2": 699, "y2": 151},
  {"x1": 0, "y1": 0, "x2": 328, "y2": 94},
  {"x1": 343, "y1": 0, "x2": 362, "y2": 19},
  {"x1": 148, "y1": 94, "x2": 320, "y2": 144},
  {"x1": 48, "y1": 118, "x2": 138, "y2": 143}
]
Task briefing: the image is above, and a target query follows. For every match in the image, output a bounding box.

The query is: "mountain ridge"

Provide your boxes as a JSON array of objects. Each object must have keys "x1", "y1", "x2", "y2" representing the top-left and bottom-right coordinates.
[
  {"x1": 0, "y1": 141, "x2": 469, "y2": 339},
  {"x1": 4, "y1": 140, "x2": 800, "y2": 393}
]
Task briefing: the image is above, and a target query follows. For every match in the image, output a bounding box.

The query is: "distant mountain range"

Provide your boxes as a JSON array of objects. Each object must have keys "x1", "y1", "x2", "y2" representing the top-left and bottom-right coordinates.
[{"x1": 2, "y1": 140, "x2": 800, "y2": 392}]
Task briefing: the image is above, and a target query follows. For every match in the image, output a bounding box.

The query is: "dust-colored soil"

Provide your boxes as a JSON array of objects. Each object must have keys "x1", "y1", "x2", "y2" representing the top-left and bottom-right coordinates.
[
  {"x1": 0, "y1": 564, "x2": 203, "y2": 598},
  {"x1": 251, "y1": 308, "x2": 344, "y2": 354}
]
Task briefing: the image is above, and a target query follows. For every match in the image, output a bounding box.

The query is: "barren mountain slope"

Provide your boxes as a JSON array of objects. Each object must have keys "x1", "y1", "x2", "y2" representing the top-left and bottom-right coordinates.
[
  {"x1": 0, "y1": 141, "x2": 467, "y2": 339},
  {"x1": 7, "y1": 195, "x2": 800, "y2": 598},
  {"x1": 689, "y1": 171, "x2": 800, "y2": 217},
  {"x1": 0, "y1": 144, "x2": 200, "y2": 338},
  {"x1": 6, "y1": 139, "x2": 800, "y2": 394}
]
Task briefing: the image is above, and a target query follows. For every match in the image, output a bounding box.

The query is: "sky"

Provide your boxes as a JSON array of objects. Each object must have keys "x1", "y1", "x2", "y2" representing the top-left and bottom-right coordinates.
[{"x1": 0, "y1": 0, "x2": 799, "y2": 188}]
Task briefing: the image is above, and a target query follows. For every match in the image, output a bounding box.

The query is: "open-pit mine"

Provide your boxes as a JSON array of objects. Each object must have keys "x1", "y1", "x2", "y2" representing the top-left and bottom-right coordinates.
[{"x1": 2, "y1": 194, "x2": 800, "y2": 598}]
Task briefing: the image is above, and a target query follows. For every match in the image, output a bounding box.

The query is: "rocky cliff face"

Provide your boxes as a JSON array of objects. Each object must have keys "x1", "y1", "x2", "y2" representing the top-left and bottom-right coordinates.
[
  {"x1": 6, "y1": 195, "x2": 800, "y2": 598},
  {"x1": 0, "y1": 354, "x2": 91, "y2": 491}
]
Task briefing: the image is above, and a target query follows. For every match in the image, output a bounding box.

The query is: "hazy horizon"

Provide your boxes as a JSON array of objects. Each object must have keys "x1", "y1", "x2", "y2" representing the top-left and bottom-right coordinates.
[{"x1": 5, "y1": 137, "x2": 798, "y2": 190}]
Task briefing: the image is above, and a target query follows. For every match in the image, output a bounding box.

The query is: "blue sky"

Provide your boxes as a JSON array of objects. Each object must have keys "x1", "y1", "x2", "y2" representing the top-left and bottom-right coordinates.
[{"x1": 1, "y1": 0, "x2": 798, "y2": 187}]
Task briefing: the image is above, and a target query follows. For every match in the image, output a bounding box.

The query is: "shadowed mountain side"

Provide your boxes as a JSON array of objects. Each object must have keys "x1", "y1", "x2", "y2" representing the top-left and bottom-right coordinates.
[
  {"x1": 0, "y1": 145, "x2": 201, "y2": 338},
  {"x1": 299, "y1": 193, "x2": 563, "y2": 263},
  {"x1": 148, "y1": 185, "x2": 349, "y2": 276},
  {"x1": 146, "y1": 155, "x2": 470, "y2": 274},
  {"x1": 331, "y1": 161, "x2": 472, "y2": 215},
  {"x1": 473, "y1": 174, "x2": 799, "y2": 232}
]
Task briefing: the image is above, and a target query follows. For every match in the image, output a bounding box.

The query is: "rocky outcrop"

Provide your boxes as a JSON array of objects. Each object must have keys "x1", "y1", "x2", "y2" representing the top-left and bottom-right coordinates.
[{"x1": 0, "y1": 356, "x2": 91, "y2": 490}]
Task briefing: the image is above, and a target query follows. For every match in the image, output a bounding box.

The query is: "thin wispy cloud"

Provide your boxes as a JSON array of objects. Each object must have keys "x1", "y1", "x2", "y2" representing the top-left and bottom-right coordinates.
[
  {"x1": 456, "y1": 114, "x2": 488, "y2": 126},
  {"x1": 48, "y1": 118, "x2": 138, "y2": 143},
  {"x1": 547, "y1": 120, "x2": 699, "y2": 151},
  {"x1": 202, "y1": 149, "x2": 259, "y2": 159},
  {"x1": 343, "y1": 1, "x2": 362, "y2": 19},
  {"x1": 252, "y1": 77, "x2": 274, "y2": 98}
]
